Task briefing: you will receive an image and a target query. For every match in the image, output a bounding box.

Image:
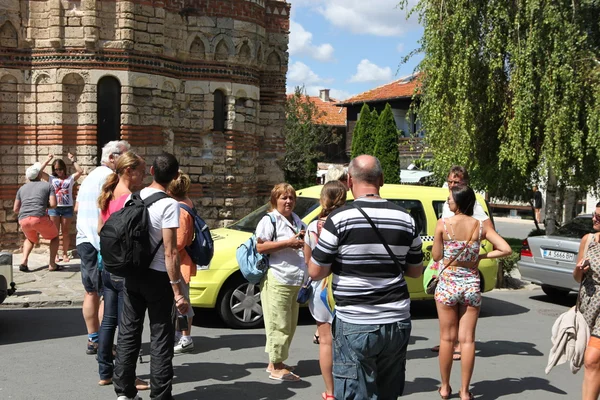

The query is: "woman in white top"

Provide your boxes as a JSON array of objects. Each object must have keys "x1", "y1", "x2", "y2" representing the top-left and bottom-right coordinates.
[
  {"x1": 304, "y1": 180, "x2": 347, "y2": 400},
  {"x1": 256, "y1": 183, "x2": 306, "y2": 382}
]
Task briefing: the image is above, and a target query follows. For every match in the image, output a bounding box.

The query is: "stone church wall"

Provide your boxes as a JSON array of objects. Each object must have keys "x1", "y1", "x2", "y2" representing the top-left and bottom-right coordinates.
[{"x1": 0, "y1": 0, "x2": 290, "y2": 250}]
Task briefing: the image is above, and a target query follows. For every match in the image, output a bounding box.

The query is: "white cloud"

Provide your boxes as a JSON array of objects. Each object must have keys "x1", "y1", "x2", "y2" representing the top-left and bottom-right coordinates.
[
  {"x1": 305, "y1": 0, "x2": 420, "y2": 37},
  {"x1": 289, "y1": 21, "x2": 335, "y2": 62},
  {"x1": 287, "y1": 61, "x2": 333, "y2": 87},
  {"x1": 349, "y1": 59, "x2": 392, "y2": 83}
]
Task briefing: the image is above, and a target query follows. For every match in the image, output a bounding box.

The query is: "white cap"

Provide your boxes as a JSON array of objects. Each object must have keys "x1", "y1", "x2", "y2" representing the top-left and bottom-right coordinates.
[{"x1": 26, "y1": 162, "x2": 42, "y2": 180}]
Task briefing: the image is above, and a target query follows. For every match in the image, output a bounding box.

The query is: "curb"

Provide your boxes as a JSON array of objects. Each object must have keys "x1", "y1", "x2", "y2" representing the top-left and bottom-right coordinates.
[{"x1": 1, "y1": 299, "x2": 83, "y2": 308}]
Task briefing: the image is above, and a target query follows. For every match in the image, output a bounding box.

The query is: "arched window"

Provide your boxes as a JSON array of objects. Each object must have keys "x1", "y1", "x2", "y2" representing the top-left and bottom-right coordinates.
[
  {"x1": 97, "y1": 76, "x2": 121, "y2": 165},
  {"x1": 213, "y1": 90, "x2": 225, "y2": 132}
]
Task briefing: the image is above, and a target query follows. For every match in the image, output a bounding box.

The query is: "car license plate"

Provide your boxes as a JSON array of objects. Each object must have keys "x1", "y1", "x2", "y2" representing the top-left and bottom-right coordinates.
[{"x1": 542, "y1": 250, "x2": 575, "y2": 262}]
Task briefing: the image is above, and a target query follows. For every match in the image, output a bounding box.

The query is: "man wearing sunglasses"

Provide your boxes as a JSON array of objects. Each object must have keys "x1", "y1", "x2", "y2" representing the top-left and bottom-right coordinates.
[{"x1": 75, "y1": 140, "x2": 130, "y2": 355}]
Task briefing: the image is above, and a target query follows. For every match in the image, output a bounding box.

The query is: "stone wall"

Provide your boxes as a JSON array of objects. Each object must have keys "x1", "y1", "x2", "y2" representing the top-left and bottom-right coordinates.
[{"x1": 0, "y1": 0, "x2": 290, "y2": 250}]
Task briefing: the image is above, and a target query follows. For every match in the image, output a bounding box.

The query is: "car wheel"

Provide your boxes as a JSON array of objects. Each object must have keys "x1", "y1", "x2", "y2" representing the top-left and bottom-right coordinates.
[
  {"x1": 217, "y1": 275, "x2": 263, "y2": 329},
  {"x1": 541, "y1": 284, "x2": 571, "y2": 299}
]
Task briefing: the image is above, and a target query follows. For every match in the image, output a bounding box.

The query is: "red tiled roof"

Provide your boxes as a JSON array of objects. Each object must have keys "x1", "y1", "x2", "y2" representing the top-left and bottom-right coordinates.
[
  {"x1": 287, "y1": 94, "x2": 347, "y2": 126},
  {"x1": 337, "y1": 74, "x2": 422, "y2": 106}
]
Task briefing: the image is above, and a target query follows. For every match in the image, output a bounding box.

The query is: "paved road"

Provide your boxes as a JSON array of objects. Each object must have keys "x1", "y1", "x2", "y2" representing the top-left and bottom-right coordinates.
[
  {"x1": 494, "y1": 217, "x2": 538, "y2": 240},
  {"x1": 0, "y1": 287, "x2": 580, "y2": 399}
]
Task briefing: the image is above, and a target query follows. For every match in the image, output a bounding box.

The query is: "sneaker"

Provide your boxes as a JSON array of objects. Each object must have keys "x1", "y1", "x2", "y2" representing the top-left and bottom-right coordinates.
[
  {"x1": 174, "y1": 338, "x2": 194, "y2": 354},
  {"x1": 86, "y1": 340, "x2": 98, "y2": 355},
  {"x1": 117, "y1": 396, "x2": 142, "y2": 400}
]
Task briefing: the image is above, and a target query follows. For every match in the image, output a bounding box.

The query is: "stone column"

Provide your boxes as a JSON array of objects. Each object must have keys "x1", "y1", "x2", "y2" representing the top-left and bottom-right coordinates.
[
  {"x1": 48, "y1": 0, "x2": 63, "y2": 48},
  {"x1": 82, "y1": 0, "x2": 99, "y2": 50}
]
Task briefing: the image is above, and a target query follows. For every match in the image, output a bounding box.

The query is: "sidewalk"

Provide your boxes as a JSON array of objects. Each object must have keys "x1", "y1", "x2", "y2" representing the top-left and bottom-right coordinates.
[{"x1": 1, "y1": 249, "x2": 85, "y2": 308}]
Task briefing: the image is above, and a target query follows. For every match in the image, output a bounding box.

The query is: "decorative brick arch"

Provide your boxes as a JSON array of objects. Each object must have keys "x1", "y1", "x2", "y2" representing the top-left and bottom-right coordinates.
[
  {"x1": 266, "y1": 50, "x2": 282, "y2": 71},
  {"x1": 187, "y1": 34, "x2": 209, "y2": 60},
  {"x1": 212, "y1": 34, "x2": 235, "y2": 61},
  {"x1": 0, "y1": 21, "x2": 18, "y2": 48},
  {"x1": 62, "y1": 73, "x2": 85, "y2": 126},
  {"x1": 236, "y1": 38, "x2": 255, "y2": 63}
]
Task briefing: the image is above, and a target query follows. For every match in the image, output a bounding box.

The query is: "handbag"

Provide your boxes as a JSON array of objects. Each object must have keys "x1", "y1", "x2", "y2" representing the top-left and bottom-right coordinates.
[
  {"x1": 297, "y1": 278, "x2": 313, "y2": 303},
  {"x1": 425, "y1": 220, "x2": 480, "y2": 295}
]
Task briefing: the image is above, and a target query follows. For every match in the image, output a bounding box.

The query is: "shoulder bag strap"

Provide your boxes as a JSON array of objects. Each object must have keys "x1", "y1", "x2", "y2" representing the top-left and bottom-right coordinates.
[
  {"x1": 142, "y1": 191, "x2": 170, "y2": 263},
  {"x1": 436, "y1": 220, "x2": 481, "y2": 278},
  {"x1": 352, "y1": 202, "x2": 405, "y2": 274},
  {"x1": 576, "y1": 232, "x2": 595, "y2": 313}
]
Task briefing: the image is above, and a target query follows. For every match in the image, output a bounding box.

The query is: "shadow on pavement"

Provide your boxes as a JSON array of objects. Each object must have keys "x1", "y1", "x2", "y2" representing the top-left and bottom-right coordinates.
[
  {"x1": 0, "y1": 307, "x2": 86, "y2": 344},
  {"x1": 143, "y1": 334, "x2": 265, "y2": 357},
  {"x1": 470, "y1": 377, "x2": 567, "y2": 399},
  {"x1": 403, "y1": 377, "x2": 441, "y2": 396},
  {"x1": 475, "y1": 340, "x2": 543, "y2": 358},
  {"x1": 408, "y1": 339, "x2": 543, "y2": 361},
  {"x1": 530, "y1": 293, "x2": 577, "y2": 308},
  {"x1": 479, "y1": 296, "x2": 530, "y2": 318},
  {"x1": 176, "y1": 379, "x2": 311, "y2": 400},
  {"x1": 410, "y1": 294, "x2": 530, "y2": 321}
]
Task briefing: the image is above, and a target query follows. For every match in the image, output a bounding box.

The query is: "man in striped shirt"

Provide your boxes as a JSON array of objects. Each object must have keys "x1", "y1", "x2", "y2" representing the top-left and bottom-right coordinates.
[{"x1": 309, "y1": 155, "x2": 424, "y2": 399}]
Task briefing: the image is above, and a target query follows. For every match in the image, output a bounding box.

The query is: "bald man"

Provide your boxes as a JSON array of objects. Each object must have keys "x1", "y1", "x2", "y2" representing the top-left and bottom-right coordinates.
[{"x1": 309, "y1": 155, "x2": 424, "y2": 399}]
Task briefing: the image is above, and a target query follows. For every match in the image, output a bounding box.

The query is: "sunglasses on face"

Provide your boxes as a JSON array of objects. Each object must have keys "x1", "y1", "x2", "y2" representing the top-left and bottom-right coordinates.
[{"x1": 593, "y1": 213, "x2": 600, "y2": 222}]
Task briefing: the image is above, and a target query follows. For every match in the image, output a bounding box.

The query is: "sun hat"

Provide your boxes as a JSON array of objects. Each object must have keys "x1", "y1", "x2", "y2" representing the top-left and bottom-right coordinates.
[{"x1": 26, "y1": 162, "x2": 42, "y2": 180}]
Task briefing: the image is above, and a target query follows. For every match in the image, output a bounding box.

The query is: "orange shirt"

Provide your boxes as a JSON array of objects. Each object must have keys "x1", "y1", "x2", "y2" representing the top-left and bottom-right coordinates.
[{"x1": 177, "y1": 198, "x2": 196, "y2": 283}]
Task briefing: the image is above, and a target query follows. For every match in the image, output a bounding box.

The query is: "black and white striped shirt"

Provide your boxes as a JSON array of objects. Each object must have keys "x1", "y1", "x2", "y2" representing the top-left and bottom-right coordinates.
[{"x1": 311, "y1": 199, "x2": 423, "y2": 324}]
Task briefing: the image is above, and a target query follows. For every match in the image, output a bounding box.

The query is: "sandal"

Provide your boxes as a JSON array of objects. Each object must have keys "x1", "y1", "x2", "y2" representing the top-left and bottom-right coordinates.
[
  {"x1": 19, "y1": 264, "x2": 29, "y2": 272},
  {"x1": 135, "y1": 377, "x2": 150, "y2": 391},
  {"x1": 55, "y1": 255, "x2": 63, "y2": 263},
  {"x1": 63, "y1": 255, "x2": 70, "y2": 263},
  {"x1": 48, "y1": 264, "x2": 63, "y2": 272},
  {"x1": 459, "y1": 390, "x2": 474, "y2": 400},
  {"x1": 98, "y1": 378, "x2": 112, "y2": 386},
  {"x1": 438, "y1": 386, "x2": 452, "y2": 399},
  {"x1": 431, "y1": 345, "x2": 440, "y2": 352},
  {"x1": 268, "y1": 369, "x2": 300, "y2": 382},
  {"x1": 266, "y1": 363, "x2": 295, "y2": 373},
  {"x1": 453, "y1": 350, "x2": 461, "y2": 361},
  {"x1": 313, "y1": 334, "x2": 320, "y2": 345},
  {"x1": 322, "y1": 393, "x2": 335, "y2": 400}
]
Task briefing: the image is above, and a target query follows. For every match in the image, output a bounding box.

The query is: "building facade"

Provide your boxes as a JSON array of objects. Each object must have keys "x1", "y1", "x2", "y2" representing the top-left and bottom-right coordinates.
[{"x1": 0, "y1": 0, "x2": 290, "y2": 249}]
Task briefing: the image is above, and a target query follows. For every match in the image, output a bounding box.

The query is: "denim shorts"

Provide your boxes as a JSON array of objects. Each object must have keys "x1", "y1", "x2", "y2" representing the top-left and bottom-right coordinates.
[
  {"x1": 332, "y1": 317, "x2": 412, "y2": 400},
  {"x1": 48, "y1": 206, "x2": 74, "y2": 218},
  {"x1": 77, "y1": 242, "x2": 103, "y2": 294}
]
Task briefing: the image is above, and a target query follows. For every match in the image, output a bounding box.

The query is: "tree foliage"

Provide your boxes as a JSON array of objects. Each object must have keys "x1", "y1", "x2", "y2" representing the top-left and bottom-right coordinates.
[
  {"x1": 401, "y1": 0, "x2": 600, "y2": 232},
  {"x1": 374, "y1": 103, "x2": 401, "y2": 184},
  {"x1": 281, "y1": 87, "x2": 340, "y2": 188},
  {"x1": 351, "y1": 103, "x2": 379, "y2": 158}
]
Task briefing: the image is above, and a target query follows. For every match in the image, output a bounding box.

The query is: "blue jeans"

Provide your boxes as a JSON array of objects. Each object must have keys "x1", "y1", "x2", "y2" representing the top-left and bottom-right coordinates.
[
  {"x1": 98, "y1": 269, "x2": 124, "y2": 380},
  {"x1": 332, "y1": 317, "x2": 412, "y2": 400}
]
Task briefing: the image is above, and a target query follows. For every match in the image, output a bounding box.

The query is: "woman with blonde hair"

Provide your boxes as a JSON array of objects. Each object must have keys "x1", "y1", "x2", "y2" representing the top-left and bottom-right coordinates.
[
  {"x1": 96, "y1": 151, "x2": 149, "y2": 390},
  {"x1": 256, "y1": 183, "x2": 307, "y2": 382},
  {"x1": 304, "y1": 180, "x2": 347, "y2": 400},
  {"x1": 167, "y1": 171, "x2": 196, "y2": 354}
]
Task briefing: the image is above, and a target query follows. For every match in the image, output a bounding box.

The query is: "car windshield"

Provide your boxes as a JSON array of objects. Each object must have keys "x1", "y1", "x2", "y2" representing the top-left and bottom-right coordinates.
[
  {"x1": 554, "y1": 217, "x2": 593, "y2": 238},
  {"x1": 228, "y1": 197, "x2": 320, "y2": 233}
]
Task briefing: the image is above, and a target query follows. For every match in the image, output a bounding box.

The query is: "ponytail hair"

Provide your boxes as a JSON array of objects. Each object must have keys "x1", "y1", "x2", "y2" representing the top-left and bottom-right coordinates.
[
  {"x1": 319, "y1": 180, "x2": 347, "y2": 218},
  {"x1": 97, "y1": 151, "x2": 143, "y2": 211}
]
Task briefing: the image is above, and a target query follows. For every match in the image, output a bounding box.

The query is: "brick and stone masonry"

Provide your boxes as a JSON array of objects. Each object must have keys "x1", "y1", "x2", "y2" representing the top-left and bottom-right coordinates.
[{"x1": 0, "y1": 0, "x2": 290, "y2": 250}]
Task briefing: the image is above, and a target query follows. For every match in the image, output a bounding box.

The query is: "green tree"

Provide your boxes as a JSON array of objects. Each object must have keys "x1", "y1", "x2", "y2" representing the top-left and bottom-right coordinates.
[
  {"x1": 374, "y1": 103, "x2": 401, "y2": 184},
  {"x1": 401, "y1": 0, "x2": 600, "y2": 234},
  {"x1": 281, "y1": 87, "x2": 340, "y2": 188},
  {"x1": 351, "y1": 104, "x2": 379, "y2": 158}
]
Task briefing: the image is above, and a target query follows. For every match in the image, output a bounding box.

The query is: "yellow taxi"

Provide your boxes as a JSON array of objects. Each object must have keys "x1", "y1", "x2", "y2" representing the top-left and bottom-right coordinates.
[{"x1": 189, "y1": 184, "x2": 498, "y2": 328}]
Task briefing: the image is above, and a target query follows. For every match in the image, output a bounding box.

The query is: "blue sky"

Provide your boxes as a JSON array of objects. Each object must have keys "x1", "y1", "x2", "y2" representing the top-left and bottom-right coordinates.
[{"x1": 286, "y1": 0, "x2": 424, "y2": 101}]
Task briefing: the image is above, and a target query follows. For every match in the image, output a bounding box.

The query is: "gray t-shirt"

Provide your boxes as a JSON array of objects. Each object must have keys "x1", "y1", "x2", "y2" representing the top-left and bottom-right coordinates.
[{"x1": 15, "y1": 181, "x2": 55, "y2": 220}]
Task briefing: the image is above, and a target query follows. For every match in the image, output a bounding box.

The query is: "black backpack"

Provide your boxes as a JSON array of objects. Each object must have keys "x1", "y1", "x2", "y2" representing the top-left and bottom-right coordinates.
[
  {"x1": 178, "y1": 203, "x2": 214, "y2": 267},
  {"x1": 99, "y1": 191, "x2": 168, "y2": 277}
]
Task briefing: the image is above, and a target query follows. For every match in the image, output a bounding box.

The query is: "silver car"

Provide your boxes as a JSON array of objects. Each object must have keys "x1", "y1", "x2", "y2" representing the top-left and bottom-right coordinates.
[{"x1": 518, "y1": 215, "x2": 593, "y2": 299}]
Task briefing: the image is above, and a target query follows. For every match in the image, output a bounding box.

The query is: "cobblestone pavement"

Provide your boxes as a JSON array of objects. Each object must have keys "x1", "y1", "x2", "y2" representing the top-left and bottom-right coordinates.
[{"x1": 1, "y1": 249, "x2": 84, "y2": 308}]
